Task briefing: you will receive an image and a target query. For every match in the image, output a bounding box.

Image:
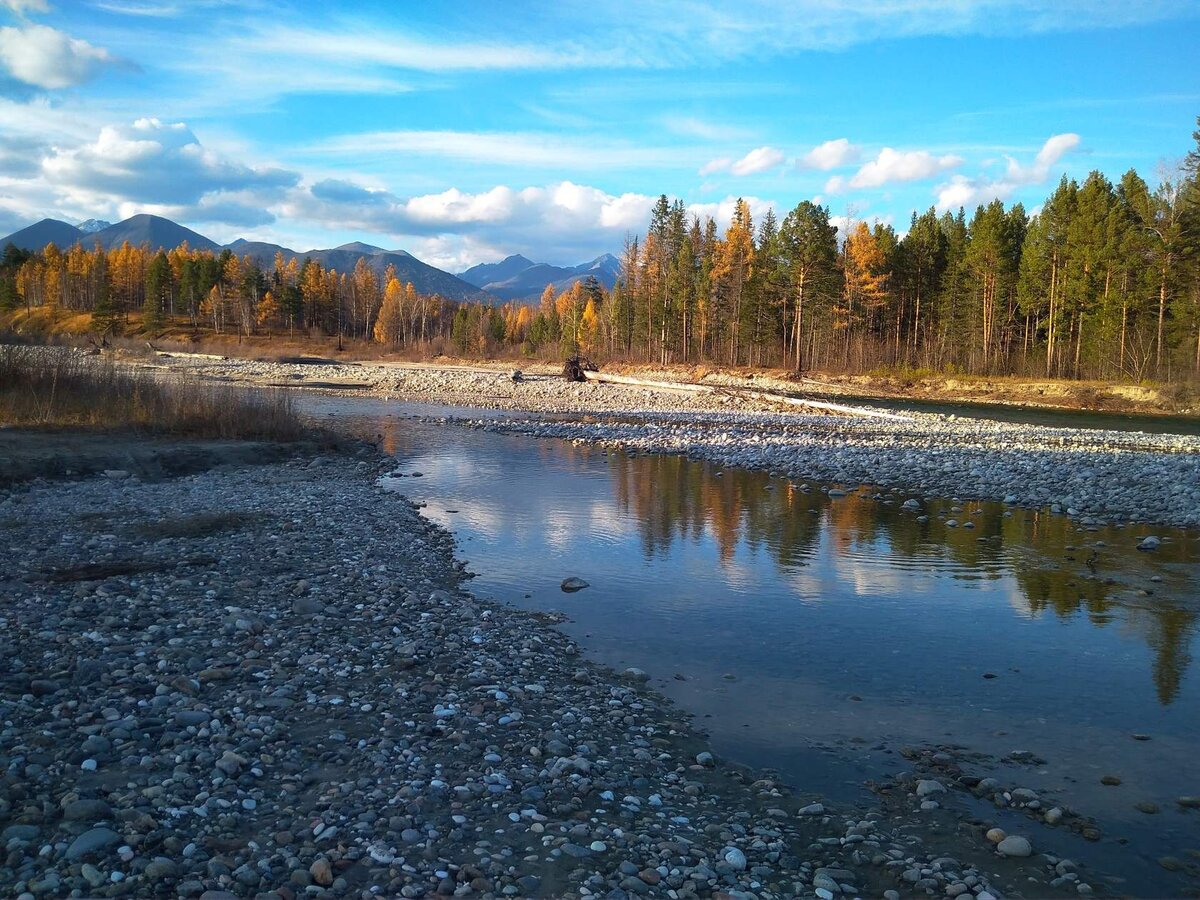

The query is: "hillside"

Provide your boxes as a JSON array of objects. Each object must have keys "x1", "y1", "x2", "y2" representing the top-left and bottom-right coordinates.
[
  {"x1": 1, "y1": 219, "x2": 85, "y2": 251},
  {"x1": 90, "y1": 215, "x2": 219, "y2": 252},
  {"x1": 459, "y1": 252, "x2": 621, "y2": 300}
]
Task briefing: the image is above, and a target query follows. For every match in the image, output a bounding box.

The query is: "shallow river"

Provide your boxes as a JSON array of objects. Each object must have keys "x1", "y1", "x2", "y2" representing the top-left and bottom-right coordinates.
[{"x1": 305, "y1": 396, "x2": 1200, "y2": 895}]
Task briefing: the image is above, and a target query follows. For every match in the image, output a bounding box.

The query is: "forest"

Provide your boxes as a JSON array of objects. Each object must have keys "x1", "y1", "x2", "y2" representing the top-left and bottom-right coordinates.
[{"x1": 3, "y1": 120, "x2": 1199, "y2": 382}]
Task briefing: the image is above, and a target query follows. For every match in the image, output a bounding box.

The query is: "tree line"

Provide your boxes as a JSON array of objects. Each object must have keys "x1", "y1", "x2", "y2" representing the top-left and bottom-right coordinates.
[{"x1": 3, "y1": 120, "x2": 1198, "y2": 380}]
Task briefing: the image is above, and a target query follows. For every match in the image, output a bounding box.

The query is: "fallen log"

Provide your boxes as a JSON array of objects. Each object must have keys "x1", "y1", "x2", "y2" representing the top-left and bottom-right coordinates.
[{"x1": 581, "y1": 370, "x2": 911, "y2": 420}]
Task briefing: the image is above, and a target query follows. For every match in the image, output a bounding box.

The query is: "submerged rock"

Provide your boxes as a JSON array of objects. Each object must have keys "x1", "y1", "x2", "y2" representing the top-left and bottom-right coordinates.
[{"x1": 560, "y1": 576, "x2": 590, "y2": 592}]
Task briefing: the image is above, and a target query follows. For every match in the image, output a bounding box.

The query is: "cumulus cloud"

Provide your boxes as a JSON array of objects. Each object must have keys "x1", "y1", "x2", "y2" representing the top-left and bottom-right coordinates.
[
  {"x1": 829, "y1": 147, "x2": 963, "y2": 193},
  {"x1": 934, "y1": 133, "x2": 1081, "y2": 210},
  {"x1": 700, "y1": 146, "x2": 786, "y2": 177},
  {"x1": 800, "y1": 138, "x2": 861, "y2": 170},
  {"x1": 285, "y1": 178, "x2": 657, "y2": 264},
  {"x1": 0, "y1": 23, "x2": 120, "y2": 89},
  {"x1": 35, "y1": 118, "x2": 297, "y2": 226}
]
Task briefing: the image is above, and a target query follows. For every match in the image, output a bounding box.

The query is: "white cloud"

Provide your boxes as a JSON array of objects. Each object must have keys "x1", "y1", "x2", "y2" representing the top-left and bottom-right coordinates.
[
  {"x1": 801, "y1": 138, "x2": 861, "y2": 170},
  {"x1": 934, "y1": 133, "x2": 1081, "y2": 210},
  {"x1": 0, "y1": 23, "x2": 119, "y2": 89},
  {"x1": 834, "y1": 147, "x2": 963, "y2": 191},
  {"x1": 699, "y1": 156, "x2": 734, "y2": 176},
  {"x1": 730, "y1": 146, "x2": 786, "y2": 176},
  {"x1": 685, "y1": 196, "x2": 778, "y2": 229},
  {"x1": 700, "y1": 146, "x2": 786, "y2": 177},
  {"x1": 35, "y1": 118, "x2": 297, "y2": 225}
]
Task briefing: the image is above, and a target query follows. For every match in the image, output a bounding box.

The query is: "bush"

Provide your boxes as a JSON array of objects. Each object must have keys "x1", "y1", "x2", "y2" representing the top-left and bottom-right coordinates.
[{"x1": 0, "y1": 344, "x2": 303, "y2": 440}]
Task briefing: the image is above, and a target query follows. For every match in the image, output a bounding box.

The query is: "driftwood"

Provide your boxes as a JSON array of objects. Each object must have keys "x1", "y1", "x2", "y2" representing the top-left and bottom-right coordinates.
[
  {"x1": 580, "y1": 370, "x2": 911, "y2": 420},
  {"x1": 563, "y1": 355, "x2": 598, "y2": 382}
]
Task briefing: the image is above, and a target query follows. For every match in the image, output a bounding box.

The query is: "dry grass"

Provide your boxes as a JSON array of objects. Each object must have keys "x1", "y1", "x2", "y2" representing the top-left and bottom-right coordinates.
[{"x1": 0, "y1": 344, "x2": 304, "y2": 440}]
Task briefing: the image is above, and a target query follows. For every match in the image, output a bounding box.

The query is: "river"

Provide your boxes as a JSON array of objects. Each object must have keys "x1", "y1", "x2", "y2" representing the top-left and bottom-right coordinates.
[{"x1": 304, "y1": 395, "x2": 1200, "y2": 896}]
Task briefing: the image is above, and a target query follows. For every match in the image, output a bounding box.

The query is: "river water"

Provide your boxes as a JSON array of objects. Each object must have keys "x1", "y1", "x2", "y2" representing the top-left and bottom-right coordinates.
[{"x1": 304, "y1": 396, "x2": 1200, "y2": 895}]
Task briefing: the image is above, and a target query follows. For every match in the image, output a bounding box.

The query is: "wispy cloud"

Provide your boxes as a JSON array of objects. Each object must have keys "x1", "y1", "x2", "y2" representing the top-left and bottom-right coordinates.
[
  {"x1": 304, "y1": 130, "x2": 699, "y2": 172},
  {"x1": 0, "y1": 22, "x2": 124, "y2": 88}
]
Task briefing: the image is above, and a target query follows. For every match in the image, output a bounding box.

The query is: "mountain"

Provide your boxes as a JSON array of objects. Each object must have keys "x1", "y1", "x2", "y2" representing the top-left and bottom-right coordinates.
[
  {"x1": 91, "y1": 214, "x2": 219, "y2": 252},
  {"x1": 0, "y1": 214, "x2": 495, "y2": 303},
  {"x1": 459, "y1": 252, "x2": 620, "y2": 301},
  {"x1": 228, "y1": 240, "x2": 489, "y2": 303},
  {"x1": 1, "y1": 218, "x2": 84, "y2": 251},
  {"x1": 459, "y1": 254, "x2": 536, "y2": 289},
  {"x1": 77, "y1": 219, "x2": 111, "y2": 234}
]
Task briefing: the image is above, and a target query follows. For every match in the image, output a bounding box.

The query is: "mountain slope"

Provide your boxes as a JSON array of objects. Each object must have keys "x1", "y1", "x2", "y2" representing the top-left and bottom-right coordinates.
[
  {"x1": 230, "y1": 242, "x2": 490, "y2": 303},
  {"x1": 462, "y1": 252, "x2": 620, "y2": 300},
  {"x1": 91, "y1": 215, "x2": 220, "y2": 252},
  {"x1": 77, "y1": 219, "x2": 112, "y2": 234},
  {"x1": 459, "y1": 254, "x2": 536, "y2": 289},
  {"x1": 0, "y1": 219, "x2": 85, "y2": 251}
]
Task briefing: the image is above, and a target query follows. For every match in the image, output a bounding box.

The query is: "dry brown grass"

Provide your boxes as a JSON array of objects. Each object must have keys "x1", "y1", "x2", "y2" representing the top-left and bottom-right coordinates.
[{"x1": 0, "y1": 344, "x2": 304, "y2": 440}]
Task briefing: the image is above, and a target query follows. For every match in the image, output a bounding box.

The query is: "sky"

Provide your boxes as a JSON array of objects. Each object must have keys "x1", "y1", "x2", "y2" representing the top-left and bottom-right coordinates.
[{"x1": 0, "y1": 1, "x2": 1198, "y2": 270}]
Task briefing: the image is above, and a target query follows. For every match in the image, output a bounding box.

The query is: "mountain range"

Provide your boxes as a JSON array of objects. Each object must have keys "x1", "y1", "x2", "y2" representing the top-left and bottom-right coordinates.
[
  {"x1": 0, "y1": 215, "x2": 619, "y2": 304},
  {"x1": 458, "y1": 253, "x2": 620, "y2": 300}
]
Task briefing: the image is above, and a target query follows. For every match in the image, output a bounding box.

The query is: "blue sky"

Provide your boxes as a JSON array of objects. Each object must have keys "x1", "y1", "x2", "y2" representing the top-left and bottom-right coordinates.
[{"x1": 1, "y1": 1, "x2": 1198, "y2": 269}]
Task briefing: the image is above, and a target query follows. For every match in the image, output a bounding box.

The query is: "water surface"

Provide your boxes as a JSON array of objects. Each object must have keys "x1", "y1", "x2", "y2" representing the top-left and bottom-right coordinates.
[{"x1": 305, "y1": 396, "x2": 1200, "y2": 894}]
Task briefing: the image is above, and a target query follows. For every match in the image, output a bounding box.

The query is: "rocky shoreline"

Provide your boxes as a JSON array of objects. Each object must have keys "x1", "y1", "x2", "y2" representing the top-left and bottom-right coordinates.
[{"x1": 0, "y1": 446, "x2": 1091, "y2": 899}]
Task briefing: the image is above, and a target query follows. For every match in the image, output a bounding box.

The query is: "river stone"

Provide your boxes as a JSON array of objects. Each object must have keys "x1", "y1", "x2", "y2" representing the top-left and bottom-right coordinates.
[
  {"x1": 997, "y1": 835, "x2": 1032, "y2": 858},
  {"x1": 293, "y1": 595, "x2": 326, "y2": 615},
  {"x1": 64, "y1": 798, "x2": 114, "y2": 821},
  {"x1": 723, "y1": 847, "x2": 747, "y2": 871},
  {"x1": 65, "y1": 827, "x2": 121, "y2": 860},
  {"x1": 560, "y1": 577, "x2": 590, "y2": 592},
  {"x1": 1137, "y1": 535, "x2": 1161, "y2": 551},
  {"x1": 916, "y1": 779, "x2": 946, "y2": 798}
]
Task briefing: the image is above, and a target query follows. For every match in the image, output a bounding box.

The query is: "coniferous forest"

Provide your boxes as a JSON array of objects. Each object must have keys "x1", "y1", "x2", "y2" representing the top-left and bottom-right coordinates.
[{"x1": 4, "y1": 120, "x2": 1200, "y2": 383}]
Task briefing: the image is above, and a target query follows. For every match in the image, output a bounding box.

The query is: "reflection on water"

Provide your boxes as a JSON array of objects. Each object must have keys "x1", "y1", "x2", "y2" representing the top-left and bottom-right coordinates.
[
  {"x1": 302, "y1": 395, "x2": 1200, "y2": 892},
  {"x1": 607, "y1": 449, "x2": 1198, "y2": 705}
]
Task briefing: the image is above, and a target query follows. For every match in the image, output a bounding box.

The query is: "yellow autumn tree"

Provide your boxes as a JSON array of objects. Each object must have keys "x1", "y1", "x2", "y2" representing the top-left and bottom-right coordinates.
[
  {"x1": 256, "y1": 290, "x2": 280, "y2": 333},
  {"x1": 579, "y1": 297, "x2": 601, "y2": 355},
  {"x1": 838, "y1": 221, "x2": 887, "y2": 334},
  {"x1": 374, "y1": 277, "x2": 404, "y2": 345}
]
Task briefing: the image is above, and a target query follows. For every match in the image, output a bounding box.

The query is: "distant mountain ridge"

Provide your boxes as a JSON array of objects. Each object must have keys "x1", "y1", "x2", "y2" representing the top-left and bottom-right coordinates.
[
  {"x1": 77, "y1": 219, "x2": 111, "y2": 234},
  {"x1": 458, "y1": 252, "x2": 620, "y2": 300},
  {"x1": 1, "y1": 215, "x2": 496, "y2": 303}
]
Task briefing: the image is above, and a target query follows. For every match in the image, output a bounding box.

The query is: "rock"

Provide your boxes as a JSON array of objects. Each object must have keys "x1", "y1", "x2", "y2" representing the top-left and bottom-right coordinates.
[
  {"x1": 985, "y1": 828, "x2": 1006, "y2": 844},
  {"x1": 798, "y1": 803, "x2": 825, "y2": 815},
  {"x1": 996, "y1": 835, "x2": 1032, "y2": 858},
  {"x1": 292, "y1": 595, "x2": 326, "y2": 615},
  {"x1": 623, "y1": 667, "x2": 649, "y2": 683},
  {"x1": 64, "y1": 798, "x2": 114, "y2": 821},
  {"x1": 695, "y1": 751, "x2": 715, "y2": 767},
  {"x1": 916, "y1": 779, "x2": 947, "y2": 798},
  {"x1": 560, "y1": 576, "x2": 590, "y2": 592},
  {"x1": 509, "y1": 370, "x2": 523, "y2": 383},
  {"x1": 144, "y1": 858, "x2": 180, "y2": 879},
  {"x1": 1044, "y1": 807, "x2": 1063, "y2": 825},
  {"x1": 1159, "y1": 856, "x2": 1183, "y2": 872},
  {"x1": 1100, "y1": 774, "x2": 1122, "y2": 786},
  {"x1": 2, "y1": 824, "x2": 39, "y2": 842},
  {"x1": 65, "y1": 826, "x2": 121, "y2": 860},
  {"x1": 309, "y1": 858, "x2": 333, "y2": 886},
  {"x1": 1135, "y1": 801, "x2": 1160, "y2": 814},
  {"x1": 1137, "y1": 535, "x2": 1161, "y2": 551},
  {"x1": 1177, "y1": 796, "x2": 1200, "y2": 809},
  {"x1": 215, "y1": 750, "x2": 245, "y2": 777},
  {"x1": 722, "y1": 847, "x2": 747, "y2": 871}
]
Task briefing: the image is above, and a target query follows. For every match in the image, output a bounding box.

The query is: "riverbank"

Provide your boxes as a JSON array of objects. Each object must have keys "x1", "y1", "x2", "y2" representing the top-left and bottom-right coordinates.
[
  {"x1": 130, "y1": 351, "x2": 1200, "y2": 529},
  {"x1": 1, "y1": 441, "x2": 1093, "y2": 899}
]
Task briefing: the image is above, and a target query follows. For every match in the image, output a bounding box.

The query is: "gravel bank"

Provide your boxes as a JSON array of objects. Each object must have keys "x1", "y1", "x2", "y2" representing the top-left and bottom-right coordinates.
[{"x1": 1, "y1": 452, "x2": 1069, "y2": 900}]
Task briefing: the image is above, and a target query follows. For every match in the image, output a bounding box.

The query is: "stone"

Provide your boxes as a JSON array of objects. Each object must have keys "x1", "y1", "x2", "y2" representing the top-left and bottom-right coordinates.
[
  {"x1": 309, "y1": 858, "x2": 333, "y2": 886},
  {"x1": 916, "y1": 779, "x2": 947, "y2": 798},
  {"x1": 1044, "y1": 807, "x2": 1063, "y2": 825},
  {"x1": 1100, "y1": 774, "x2": 1122, "y2": 786},
  {"x1": 1137, "y1": 535, "x2": 1161, "y2": 551},
  {"x1": 996, "y1": 835, "x2": 1032, "y2": 858},
  {"x1": 65, "y1": 827, "x2": 122, "y2": 860},
  {"x1": 722, "y1": 847, "x2": 747, "y2": 871},
  {"x1": 985, "y1": 828, "x2": 1006, "y2": 844},
  {"x1": 292, "y1": 595, "x2": 326, "y2": 615},
  {"x1": 560, "y1": 576, "x2": 590, "y2": 592},
  {"x1": 695, "y1": 751, "x2": 715, "y2": 767},
  {"x1": 64, "y1": 798, "x2": 114, "y2": 821}
]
